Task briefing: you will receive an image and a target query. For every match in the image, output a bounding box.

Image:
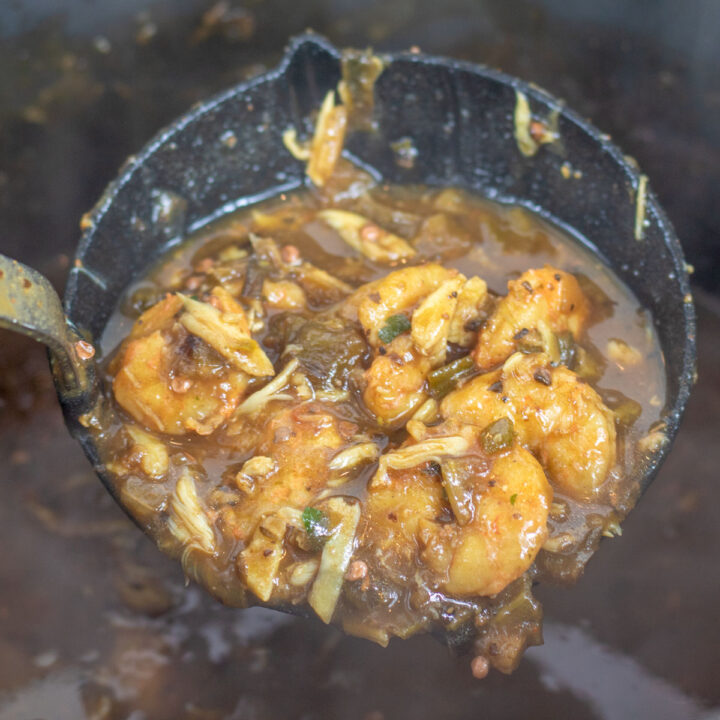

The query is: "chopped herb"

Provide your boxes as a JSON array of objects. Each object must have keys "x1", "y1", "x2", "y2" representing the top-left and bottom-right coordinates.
[
  {"x1": 515, "y1": 329, "x2": 544, "y2": 355},
  {"x1": 480, "y1": 417, "x2": 515, "y2": 454},
  {"x1": 613, "y1": 399, "x2": 642, "y2": 427},
  {"x1": 427, "y1": 355, "x2": 476, "y2": 398},
  {"x1": 441, "y1": 458, "x2": 474, "y2": 526},
  {"x1": 378, "y1": 313, "x2": 411, "y2": 344},
  {"x1": 602, "y1": 389, "x2": 643, "y2": 427},
  {"x1": 510, "y1": 493, "x2": 518, "y2": 505},
  {"x1": 302, "y1": 506, "x2": 331, "y2": 550},
  {"x1": 556, "y1": 330, "x2": 576, "y2": 368}
]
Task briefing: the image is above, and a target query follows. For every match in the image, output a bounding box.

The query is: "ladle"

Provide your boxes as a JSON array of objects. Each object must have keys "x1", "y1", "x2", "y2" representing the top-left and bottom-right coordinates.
[{"x1": 0, "y1": 34, "x2": 696, "y2": 622}]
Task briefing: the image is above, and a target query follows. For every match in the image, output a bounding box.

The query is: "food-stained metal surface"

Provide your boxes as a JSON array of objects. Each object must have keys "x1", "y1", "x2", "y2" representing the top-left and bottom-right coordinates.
[{"x1": 0, "y1": 1, "x2": 718, "y2": 717}]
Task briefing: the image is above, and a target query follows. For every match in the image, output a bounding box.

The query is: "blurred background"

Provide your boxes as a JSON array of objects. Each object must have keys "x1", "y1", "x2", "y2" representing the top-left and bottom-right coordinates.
[{"x1": 1, "y1": 1, "x2": 718, "y2": 718}]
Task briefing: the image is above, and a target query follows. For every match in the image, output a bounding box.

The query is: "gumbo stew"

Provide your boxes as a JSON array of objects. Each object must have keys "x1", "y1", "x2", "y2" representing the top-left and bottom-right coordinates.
[{"x1": 84, "y1": 74, "x2": 666, "y2": 677}]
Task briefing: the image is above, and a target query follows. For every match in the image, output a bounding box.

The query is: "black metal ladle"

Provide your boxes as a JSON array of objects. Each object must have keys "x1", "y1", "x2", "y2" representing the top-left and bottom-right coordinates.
[{"x1": 0, "y1": 33, "x2": 696, "y2": 536}]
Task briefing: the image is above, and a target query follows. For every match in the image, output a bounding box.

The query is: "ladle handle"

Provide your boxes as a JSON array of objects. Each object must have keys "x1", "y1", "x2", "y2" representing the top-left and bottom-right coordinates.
[{"x1": 0, "y1": 254, "x2": 95, "y2": 406}]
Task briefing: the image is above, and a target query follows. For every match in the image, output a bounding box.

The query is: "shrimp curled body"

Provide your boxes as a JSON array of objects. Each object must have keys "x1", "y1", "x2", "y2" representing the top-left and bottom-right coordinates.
[
  {"x1": 442, "y1": 352, "x2": 616, "y2": 500},
  {"x1": 367, "y1": 428, "x2": 552, "y2": 597},
  {"x1": 474, "y1": 266, "x2": 589, "y2": 370}
]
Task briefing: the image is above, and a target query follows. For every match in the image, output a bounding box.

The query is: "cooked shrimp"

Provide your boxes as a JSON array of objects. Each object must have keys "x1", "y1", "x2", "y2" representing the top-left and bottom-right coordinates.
[
  {"x1": 348, "y1": 265, "x2": 488, "y2": 424},
  {"x1": 474, "y1": 267, "x2": 589, "y2": 370},
  {"x1": 410, "y1": 276, "x2": 464, "y2": 365},
  {"x1": 113, "y1": 293, "x2": 252, "y2": 435},
  {"x1": 363, "y1": 334, "x2": 431, "y2": 426},
  {"x1": 223, "y1": 403, "x2": 347, "y2": 601},
  {"x1": 225, "y1": 403, "x2": 348, "y2": 541},
  {"x1": 366, "y1": 428, "x2": 551, "y2": 597},
  {"x1": 441, "y1": 352, "x2": 616, "y2": 500},
  {"x1": 346, "y1": 263, "x2": 457, "y2": 346}
]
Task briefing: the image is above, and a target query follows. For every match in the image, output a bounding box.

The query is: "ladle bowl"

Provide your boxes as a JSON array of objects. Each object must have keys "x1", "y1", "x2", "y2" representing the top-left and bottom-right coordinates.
[{"x1": 0, "y1": 33, "x2": 696, "y2": 559}]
